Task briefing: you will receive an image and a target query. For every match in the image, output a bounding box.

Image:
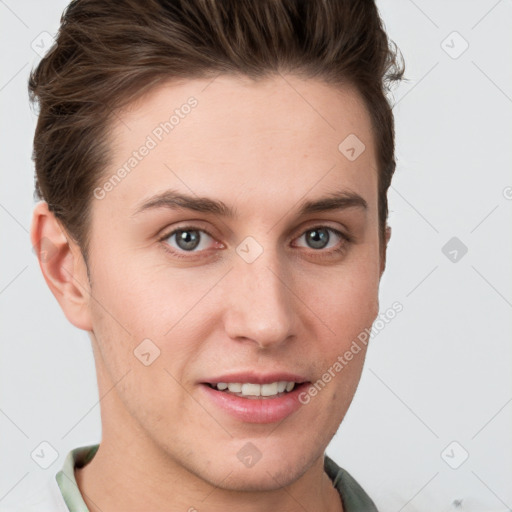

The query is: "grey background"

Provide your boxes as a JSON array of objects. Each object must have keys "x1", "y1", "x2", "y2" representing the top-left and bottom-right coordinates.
[{"x1": 1, "y1": 1, "x2": 511, "y2": 510}]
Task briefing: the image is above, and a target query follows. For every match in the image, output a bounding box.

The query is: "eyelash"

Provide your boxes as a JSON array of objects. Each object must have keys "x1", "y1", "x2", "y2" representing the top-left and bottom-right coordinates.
[{"x1": 158, "y1": 225, "x2": 351, "y2": 261}]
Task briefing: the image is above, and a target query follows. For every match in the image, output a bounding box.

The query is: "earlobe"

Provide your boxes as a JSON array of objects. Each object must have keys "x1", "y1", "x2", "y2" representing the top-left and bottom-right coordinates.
[
  {"x1": 30, "y1": 201, "x2": 93, "y2": 331},
  {"x1": 380, "y1": 225, "x2": 392, "y2": 277},
  {"x1": 385, "y1": 225, "x2": 392, "y2": 245}
]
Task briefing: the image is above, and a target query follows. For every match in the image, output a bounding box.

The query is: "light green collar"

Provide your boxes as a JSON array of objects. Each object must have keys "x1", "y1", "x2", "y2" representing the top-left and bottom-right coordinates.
[{"x1": 55, "y1": 444, "x2": 99, "y2": 512}]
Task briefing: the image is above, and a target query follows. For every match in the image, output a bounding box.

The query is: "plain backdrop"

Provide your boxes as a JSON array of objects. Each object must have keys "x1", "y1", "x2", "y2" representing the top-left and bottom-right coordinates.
[{"x1": 1, "y1": 1, "x2": 511, "y2": 511}]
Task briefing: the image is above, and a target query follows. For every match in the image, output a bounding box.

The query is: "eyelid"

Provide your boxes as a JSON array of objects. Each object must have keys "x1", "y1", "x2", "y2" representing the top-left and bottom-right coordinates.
[
  {"x1": 158, "y1": 224, "x2": 221, "y2": 248},
  {"x1": 292, "y1": 222, "x2": 352, "y2": 243}
]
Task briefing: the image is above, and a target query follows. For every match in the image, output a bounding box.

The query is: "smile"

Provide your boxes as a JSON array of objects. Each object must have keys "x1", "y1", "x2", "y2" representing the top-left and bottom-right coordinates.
[{"x1": 207, "y1": 381, "x2": 297, "y2": 398}]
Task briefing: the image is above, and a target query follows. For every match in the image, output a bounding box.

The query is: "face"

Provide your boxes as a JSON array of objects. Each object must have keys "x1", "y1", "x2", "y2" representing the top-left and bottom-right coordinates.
[{"x1": 83, "y1": 74, "x2": 382, "y2": 491}]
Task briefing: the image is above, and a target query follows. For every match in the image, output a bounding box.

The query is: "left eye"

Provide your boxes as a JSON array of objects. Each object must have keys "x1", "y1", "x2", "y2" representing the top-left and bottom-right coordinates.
[{"x1": 294, "y1": 227, "x2": 345, "y2": 250}]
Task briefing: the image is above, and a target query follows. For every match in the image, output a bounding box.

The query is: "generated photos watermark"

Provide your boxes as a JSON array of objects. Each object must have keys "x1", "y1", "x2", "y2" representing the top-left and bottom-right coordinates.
[
  {"x1": 298, "y1": 301, "x2": 403, "y2": 405},
  {"x1": 93, "y1": 96, "x2": 198, "y2": 200}
]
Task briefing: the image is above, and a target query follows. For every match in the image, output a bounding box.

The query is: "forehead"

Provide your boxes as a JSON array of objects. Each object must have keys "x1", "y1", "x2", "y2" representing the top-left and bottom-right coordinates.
[{"x1": 102, "y1": 74, "x2": 378, "y2": 216}]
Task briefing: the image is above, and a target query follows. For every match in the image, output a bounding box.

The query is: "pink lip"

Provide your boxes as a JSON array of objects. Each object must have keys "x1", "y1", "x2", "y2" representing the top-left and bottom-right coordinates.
[
  {"x1": 199, "y1": 381, "x2": 310, "y2": 424},
  {"x1": 201, "y1": 371, "x2": 308, "y2": 385}
]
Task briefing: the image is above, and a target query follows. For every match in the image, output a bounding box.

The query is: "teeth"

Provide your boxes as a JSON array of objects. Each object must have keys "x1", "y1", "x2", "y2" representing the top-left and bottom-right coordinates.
[
  {"x1": 212, "y1": 381, "x2": 297, "y2": 397},
  {"x1": 241, "y1": 383, "x2": 260, "y2": 396},
  {"x1": 261, "y1": 382, "x2": 278, "y2": 396},
  {"x1": 227, "y1": 383, "x2": 242, "y2": 393}
]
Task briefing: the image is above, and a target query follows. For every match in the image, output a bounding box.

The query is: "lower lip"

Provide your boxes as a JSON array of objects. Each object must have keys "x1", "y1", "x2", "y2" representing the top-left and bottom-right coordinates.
[{"x1": 200, "y1": 383, "x2": 309, "y2": 424}]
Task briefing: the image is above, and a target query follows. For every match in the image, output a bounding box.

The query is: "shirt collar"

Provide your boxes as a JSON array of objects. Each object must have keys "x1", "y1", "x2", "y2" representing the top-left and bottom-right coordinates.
[{"x1": 55, "y1": 444, "x2": 99, "y2": 512}]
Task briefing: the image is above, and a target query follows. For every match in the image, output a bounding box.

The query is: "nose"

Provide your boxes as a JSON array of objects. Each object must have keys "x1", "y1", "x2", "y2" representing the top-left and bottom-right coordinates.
[{"x1": 222, "y1": 244, "x2": 297, "y2": 350}]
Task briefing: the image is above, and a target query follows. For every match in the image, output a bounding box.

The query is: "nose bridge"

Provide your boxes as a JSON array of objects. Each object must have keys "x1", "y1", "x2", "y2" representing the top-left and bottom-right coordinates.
[{"x1": 223, "y1": 239, "x2": 295, "y2": 347}]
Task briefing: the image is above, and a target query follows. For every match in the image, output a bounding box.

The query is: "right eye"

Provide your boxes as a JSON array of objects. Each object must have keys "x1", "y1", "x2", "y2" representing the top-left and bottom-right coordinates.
[{"x1": 159, "y1": 225, "x2": 224, "y2": 259}]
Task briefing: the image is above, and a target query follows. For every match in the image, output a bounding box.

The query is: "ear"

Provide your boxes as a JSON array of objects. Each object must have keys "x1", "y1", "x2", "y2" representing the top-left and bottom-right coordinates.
[
  {"x1": 30, "y1": 201, "x2": 93, "y2": 331},
  {"x1": 379, "y1": 225, "x2": 391, "y2": 277}
]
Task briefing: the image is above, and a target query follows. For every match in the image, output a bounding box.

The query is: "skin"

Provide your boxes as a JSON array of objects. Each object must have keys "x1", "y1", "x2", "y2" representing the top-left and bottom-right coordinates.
[{"x1": 32, "y1": 74, "x2": 390, "y2": 512}]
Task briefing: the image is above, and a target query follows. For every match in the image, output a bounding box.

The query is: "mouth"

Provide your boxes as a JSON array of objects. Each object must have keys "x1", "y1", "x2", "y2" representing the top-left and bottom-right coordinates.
[
  {"x1": 199, "y1": 372, "x2": 311, "y2": 423},
  {"x1": 203, "y1": 380, "x2": 309, "y2": 399}
]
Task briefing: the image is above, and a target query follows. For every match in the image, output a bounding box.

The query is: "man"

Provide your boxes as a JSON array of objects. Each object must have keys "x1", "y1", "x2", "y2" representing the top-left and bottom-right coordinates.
[{"x1": 16, "y1": 0, "x2": 404, "y2": 510}]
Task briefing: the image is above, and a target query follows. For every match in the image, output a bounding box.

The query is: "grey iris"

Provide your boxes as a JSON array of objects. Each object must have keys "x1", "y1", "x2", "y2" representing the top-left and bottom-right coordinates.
[
  {"x1": 176, "y1": 230, "x2": 201, "y2": 251},
  {"x1": 307, "y1": 228, "x2": 330, "y2": 249}
]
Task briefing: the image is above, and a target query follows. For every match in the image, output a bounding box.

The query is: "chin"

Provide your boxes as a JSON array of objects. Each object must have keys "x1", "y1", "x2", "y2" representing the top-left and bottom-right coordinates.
[
  {"x1": 192, "y1": 447, "x2": 318, "y2": 493},
  {"x1": 215, "y1": 462, "x2": 308, "y2": 492}
]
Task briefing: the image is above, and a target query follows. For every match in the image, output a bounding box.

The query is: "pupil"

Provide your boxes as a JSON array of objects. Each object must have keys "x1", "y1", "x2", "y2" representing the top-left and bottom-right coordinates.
[
  {"x1": 308, "y1": 228, "x2": 329, "y2": 249},
  {"x1": 177, "y1": 230, "x2": 200, "y2": 251}
]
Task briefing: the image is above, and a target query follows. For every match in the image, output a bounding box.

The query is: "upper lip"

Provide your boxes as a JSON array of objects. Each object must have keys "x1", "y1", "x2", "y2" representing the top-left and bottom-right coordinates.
[{"x1": 201, "y1": 371, "x2": 309, "y2": 385}]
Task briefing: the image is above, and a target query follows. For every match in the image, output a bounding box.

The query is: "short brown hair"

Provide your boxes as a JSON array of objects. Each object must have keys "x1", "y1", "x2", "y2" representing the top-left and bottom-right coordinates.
[{"x1": 28, "y1": 0, "x2": 405, "y2": 264}]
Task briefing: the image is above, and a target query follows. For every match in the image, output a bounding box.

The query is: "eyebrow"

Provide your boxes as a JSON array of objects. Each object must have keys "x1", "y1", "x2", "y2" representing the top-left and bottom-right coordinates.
[{"x1": 132, "y1": 188, "x2": 367, "y2": 218}]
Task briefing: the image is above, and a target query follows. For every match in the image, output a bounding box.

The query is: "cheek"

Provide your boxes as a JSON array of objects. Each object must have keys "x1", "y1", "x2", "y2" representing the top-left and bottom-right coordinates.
[
  {"x1": 88, "y1": 258, "x2": 211, "y2": 382},
  {"x1": 303, "y1": 259, "x2": 380, "y2": 338},
  {"x1": 87, "y1": 268, "x2": 193, "y2": 414},
  {"x1": 299, "y1": 253, "x2": 380, "y2": 406},
  {"x1": 89, "y1": 252, "x2": 172, "y2": 333}
]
